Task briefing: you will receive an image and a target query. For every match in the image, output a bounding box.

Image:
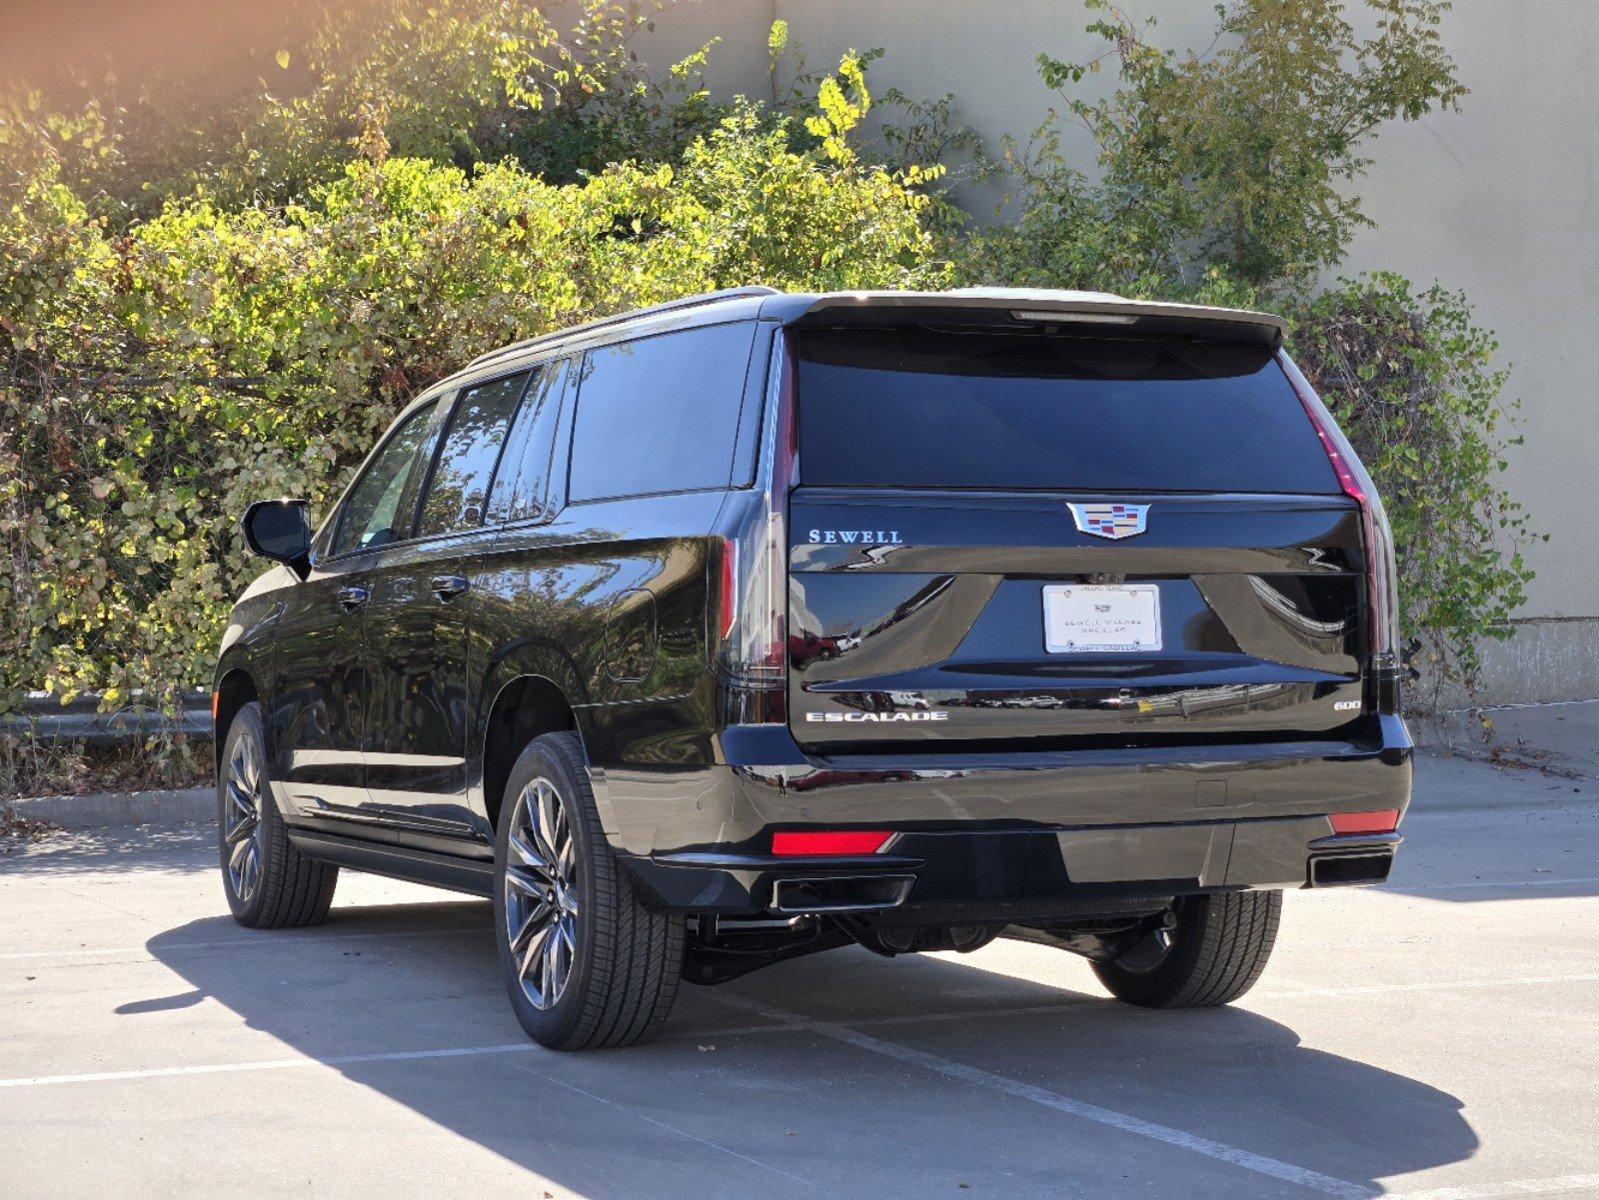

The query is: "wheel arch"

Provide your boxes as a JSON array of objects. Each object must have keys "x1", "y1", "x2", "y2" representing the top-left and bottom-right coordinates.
[
  {"x1": 213, "y1": 668, "x2": 261, "y2": 774},
  {"x1": 482, "y1": 674, "x2": 581, "y2": 833}
]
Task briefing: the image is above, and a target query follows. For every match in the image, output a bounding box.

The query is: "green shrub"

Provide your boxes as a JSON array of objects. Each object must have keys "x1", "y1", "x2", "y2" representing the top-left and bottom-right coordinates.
[
  {"x1": 0, "y1": 62, "x2": 944, "y2": 718},
  {"x1": 960, "y1": 0, "x2": 1464, "y2": 295},
  {"x1": 1290, "y1": 275, "x2": 1538, "y2": 702}
]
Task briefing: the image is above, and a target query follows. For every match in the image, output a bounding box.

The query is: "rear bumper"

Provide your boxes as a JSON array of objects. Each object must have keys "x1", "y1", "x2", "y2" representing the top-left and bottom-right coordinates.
[{"x1": 601, "y1": 715, "x2": 1412, "y2": 918}]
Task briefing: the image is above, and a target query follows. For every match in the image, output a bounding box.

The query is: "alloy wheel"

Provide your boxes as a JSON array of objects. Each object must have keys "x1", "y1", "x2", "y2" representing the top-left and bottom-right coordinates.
[
  {"x1": 503, "y1": 777, "x2": 580, "y2": 1011},
  {"x1": 223, "y1": 732, "x2": 265, "y2": 904}
]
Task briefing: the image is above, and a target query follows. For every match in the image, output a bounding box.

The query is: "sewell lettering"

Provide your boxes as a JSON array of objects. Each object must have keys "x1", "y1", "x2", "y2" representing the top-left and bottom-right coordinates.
[{"x1": 806, "y1": 529, "x2": 905, "y2": 545}]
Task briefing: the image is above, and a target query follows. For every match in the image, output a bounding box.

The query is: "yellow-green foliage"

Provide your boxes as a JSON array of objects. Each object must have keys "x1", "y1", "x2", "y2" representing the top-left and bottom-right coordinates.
[{"x1": 0, "y1": 69, "x2": 944, "y2": 715}]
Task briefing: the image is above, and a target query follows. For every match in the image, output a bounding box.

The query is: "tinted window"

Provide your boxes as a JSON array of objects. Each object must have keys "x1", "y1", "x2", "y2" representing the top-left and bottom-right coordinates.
[
  {"x1": 417, "y1": 371, "x2": 530, "y2": 536},
  {"x1": 796, "y1": 328, "x2": 1340, "y2": 494},
  {"x1": 568, "y1": 323, "x2": 756, "y2": 502},
  {"x1": 487, "y1": 359, "x2": 570, "y2": 523},
  {"x1": 331, "y1": 400, "x2": 439, "y2": 556}
]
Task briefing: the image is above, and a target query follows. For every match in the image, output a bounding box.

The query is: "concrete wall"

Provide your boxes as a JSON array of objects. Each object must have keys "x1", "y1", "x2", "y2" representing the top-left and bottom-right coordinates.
[
  {"x1": 640, "y1": 1, "x2": 1598, "y2": 705},
  {"x1": 1327, "y1": 1, "x2": 1599, "y2": 705}
]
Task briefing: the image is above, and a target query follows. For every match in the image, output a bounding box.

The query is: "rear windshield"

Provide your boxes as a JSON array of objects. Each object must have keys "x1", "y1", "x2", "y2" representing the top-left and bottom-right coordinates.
[{"x1": 794, "y1": 327, "x2": 1339, "y2": 494}]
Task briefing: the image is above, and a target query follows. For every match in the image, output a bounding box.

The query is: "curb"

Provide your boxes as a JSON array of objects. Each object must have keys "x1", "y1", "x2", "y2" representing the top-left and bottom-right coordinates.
[{"x1": 6, "y1": 787, "x2": 213, "y2": 830}]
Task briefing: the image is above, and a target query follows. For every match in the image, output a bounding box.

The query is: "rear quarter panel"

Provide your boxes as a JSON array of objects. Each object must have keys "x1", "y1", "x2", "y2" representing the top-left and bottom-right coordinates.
[{"x1": 472, "y1": 491, "x2": 726, "y2": 843}]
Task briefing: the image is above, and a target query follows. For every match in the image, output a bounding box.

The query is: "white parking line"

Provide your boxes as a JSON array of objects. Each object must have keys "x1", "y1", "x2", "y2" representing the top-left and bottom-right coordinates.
[
  {"x1": 1385, "y1": 1174, "x2": 1599, "y2": 1200},
  {"x1": 5, "y1": 995, "x2": 1596, "y2": 1200},
  {"x1": 708, "y1": 991, "x2": 1374, "y2": 1198},
  {"x1": 6, "y1": 968, "x2": 1596, "y2": 1091},
  {"x1": 511, "y1": 1062, "x2": 830, "y2": 1193},
  {"x1": 708, "y1": 995, "x2": 1599, "y2": 1200},
  {"x1": 0, "y1": 1042, "x2": 539, "y2": 1089},
  {"x1": 675, "y1": 998, "x2": 1105, "y2": 1042}
]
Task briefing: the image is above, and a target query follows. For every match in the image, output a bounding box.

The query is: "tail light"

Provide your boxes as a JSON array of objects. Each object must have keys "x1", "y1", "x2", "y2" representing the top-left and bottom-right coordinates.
[
  {"x1": 711, "y1": 339, "x2": 796, "y2": 720},
  {"x1": 1281, "y1": 355, "x2": 1401, "y2": 668},
  {"x1": 714, "y1": 510, "x2": 786, "y2": 692}
]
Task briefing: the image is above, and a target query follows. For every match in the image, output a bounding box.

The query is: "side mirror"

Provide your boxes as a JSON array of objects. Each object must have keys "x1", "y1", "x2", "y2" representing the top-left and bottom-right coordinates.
[{"x1": 242, "y1": 499, "x2": 312, "y2": 580}]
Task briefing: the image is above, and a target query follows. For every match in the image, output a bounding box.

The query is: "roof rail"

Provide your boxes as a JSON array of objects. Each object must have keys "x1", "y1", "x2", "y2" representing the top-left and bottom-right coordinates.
[{"x1": 464, "y1": 286, "x2": 782, "y2": 371}]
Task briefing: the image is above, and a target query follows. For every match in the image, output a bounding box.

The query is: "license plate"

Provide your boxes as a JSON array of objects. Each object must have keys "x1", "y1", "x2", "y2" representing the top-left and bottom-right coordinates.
[{"x1": 1043, "y1": 584, "x2": 1162, "y2": 653}]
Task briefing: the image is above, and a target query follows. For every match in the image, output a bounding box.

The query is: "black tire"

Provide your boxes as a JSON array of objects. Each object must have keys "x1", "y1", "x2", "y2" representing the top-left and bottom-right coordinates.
[
  {"x1": 218, "y1": 701, "x2": 338, "y2": 928},
  {"x1": 1092, "y1": 890, "x2": 1281, "y2": 1008},
  {"x1": 493, "y1": 731, "x2": 685, "y2": 1050}
]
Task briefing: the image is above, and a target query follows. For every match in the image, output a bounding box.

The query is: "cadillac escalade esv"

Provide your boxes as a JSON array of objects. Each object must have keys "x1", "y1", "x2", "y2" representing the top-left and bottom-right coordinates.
[{"x1": 215, "y1": 286, "x2": 1411, "y2": 1049}]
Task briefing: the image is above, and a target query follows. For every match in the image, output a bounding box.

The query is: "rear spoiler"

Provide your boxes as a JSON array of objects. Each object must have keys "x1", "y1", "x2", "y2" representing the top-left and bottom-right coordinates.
[{"x1": 771, "y1": 288, "x2": 1286, "y2": 349}]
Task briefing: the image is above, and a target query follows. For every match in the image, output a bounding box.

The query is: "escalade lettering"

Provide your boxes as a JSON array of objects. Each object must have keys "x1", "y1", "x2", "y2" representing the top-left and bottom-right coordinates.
[{"x1": 804, "y1": 711, "x2": 949, "y2": 723}]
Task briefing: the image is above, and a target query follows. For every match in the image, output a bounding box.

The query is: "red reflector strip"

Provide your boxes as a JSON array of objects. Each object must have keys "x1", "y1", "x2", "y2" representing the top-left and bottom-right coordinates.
[
  {"x1": 718, "y1": 538, "x2": 738, "y2": 639},
  {"x1": 1329, "y1": 809, "x2": 1400, "y2": 836},
  {"x1": 772, "y1": 830, "x2": 892, "y2": 856}
]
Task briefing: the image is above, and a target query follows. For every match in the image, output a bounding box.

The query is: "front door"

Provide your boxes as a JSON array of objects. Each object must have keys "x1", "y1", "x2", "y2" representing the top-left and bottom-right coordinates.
[
  {"x1": 271, "y1": 395, "x2": 444, "y2": 825},
  {"x1": 265, "y1": 554, "x2": 372, "y2": 813}
]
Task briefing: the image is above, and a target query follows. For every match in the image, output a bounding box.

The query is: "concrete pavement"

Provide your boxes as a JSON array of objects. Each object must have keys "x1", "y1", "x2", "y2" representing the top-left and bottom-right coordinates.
[{"x1": 2, "y1": 750, "x2": 1597, "y2": 1199}]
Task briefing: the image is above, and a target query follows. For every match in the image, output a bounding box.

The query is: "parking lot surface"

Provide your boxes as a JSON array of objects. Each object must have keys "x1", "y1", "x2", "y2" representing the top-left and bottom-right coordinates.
[{"x1": 3, "y1": 750, "x2": 1598, "y2": 1199}]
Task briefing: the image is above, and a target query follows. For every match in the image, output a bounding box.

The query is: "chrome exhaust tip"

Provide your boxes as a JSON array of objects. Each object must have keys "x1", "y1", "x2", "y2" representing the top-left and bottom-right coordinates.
[{"x1": 770, "y1": 874, "x2": 915, "y2": 914}]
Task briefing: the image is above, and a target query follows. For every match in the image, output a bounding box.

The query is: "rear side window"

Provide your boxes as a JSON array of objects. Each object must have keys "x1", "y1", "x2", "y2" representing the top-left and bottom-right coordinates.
[
  {"x1": 417, "y1": 371, "x2": 530, "y2": 537},
  {"x1": 487, "y1": 358, "x2": 571, "y2": 524},
  {"x1": 795, "y1": 327, "x2": 1339, "y2": 494},
  {"x1": 568, "y1": 323, "x2": 757, "y2": 502}
]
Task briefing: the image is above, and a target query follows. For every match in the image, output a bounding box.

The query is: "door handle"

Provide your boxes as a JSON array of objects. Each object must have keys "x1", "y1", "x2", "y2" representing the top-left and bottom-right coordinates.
[
  {"x1": 336, "y1": 586, "x2": 369, "y2": 612},
  {"x1": 431, "y1": 574, "x2": 469, "y2": 601}
]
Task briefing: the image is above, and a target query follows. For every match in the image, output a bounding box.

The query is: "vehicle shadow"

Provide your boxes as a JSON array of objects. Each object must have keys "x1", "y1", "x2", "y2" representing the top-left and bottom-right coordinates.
[
  {"x1": 737, "y1": 943, "x2": 1479, "y2": 1194},
  {"x1": 140, "y1": 901, "x2": 1477, "y2": 1198}
]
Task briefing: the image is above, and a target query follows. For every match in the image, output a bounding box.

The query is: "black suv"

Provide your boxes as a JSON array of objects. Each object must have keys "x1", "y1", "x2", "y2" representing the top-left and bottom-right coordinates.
[{"x1": 217, "y1": 286, "x2": 1411, "y2": 1049}]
